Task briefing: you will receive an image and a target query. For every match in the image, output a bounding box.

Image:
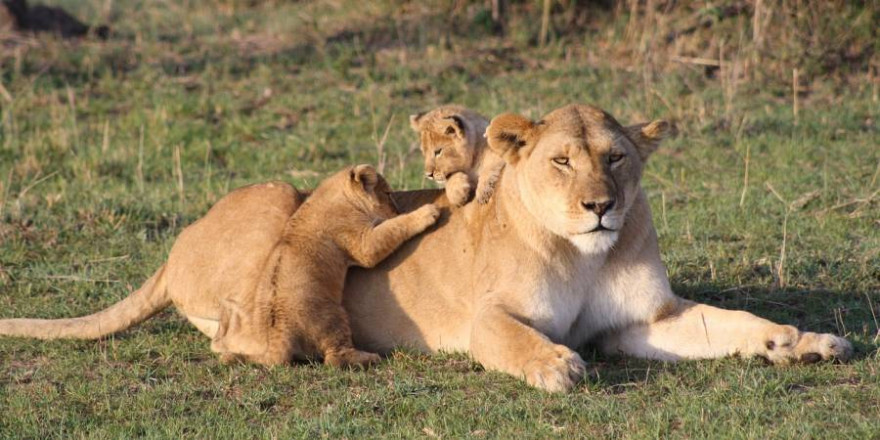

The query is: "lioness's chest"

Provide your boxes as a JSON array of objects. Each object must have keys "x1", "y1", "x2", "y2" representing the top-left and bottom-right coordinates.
[
  {"x1": 525, "y1": 265, "x2": 601, "y2": 344},
  {"x1": 523, "y1": 259, "x2": 674, "y2": 347}
]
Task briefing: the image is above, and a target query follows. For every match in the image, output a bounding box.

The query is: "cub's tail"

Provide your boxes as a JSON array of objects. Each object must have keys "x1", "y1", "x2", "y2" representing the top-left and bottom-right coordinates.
[{"x1": 0, "y1": 265, "x2": 171, "y2": 339}]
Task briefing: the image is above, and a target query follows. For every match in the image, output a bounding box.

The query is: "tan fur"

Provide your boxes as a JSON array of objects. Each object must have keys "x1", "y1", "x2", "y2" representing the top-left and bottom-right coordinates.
[
  {"x1": 209, "y1": 165, "x2": 440, "y2": 367},
  {"x1": 0, "y1": 104, "x2": 852, "y2": 392},
  {"x1": 410, "y1": 105, "x2": 505, "y2": 206}
]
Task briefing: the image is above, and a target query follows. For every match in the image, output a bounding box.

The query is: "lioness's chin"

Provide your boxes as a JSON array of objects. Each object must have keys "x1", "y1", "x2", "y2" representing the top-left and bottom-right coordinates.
[{"x1": 569, "y1": 231, "x2": 618, "y2": 255}]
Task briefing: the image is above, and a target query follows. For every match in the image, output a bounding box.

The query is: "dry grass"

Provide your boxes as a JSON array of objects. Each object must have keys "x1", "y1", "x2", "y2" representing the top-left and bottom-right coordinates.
[{"x1": 0, "y1": 0, "x2": 878, "y2": 438}]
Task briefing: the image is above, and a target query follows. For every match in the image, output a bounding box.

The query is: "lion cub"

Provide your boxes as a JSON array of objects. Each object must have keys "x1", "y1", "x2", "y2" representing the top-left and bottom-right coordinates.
[
  {"x1": 211, "y1": 164, "x2": 440, "y2": 368},
  {"x1": 410, "y1": 105, "x2": 505, "y2": 206}
]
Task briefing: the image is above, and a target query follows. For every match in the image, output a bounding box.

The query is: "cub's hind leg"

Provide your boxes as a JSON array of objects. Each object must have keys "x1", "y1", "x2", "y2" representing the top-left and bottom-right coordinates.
[{"x1": 299, "y1": 294, "x2": 380, "y2": 368}]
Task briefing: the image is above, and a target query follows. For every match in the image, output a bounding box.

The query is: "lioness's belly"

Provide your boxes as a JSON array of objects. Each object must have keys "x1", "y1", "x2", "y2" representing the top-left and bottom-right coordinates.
[{"x1": 344, "y1": 265, "x2": 473, "y2": 353}]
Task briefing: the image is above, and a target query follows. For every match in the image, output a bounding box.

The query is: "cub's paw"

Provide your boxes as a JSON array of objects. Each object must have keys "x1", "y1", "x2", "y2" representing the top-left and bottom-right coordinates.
[
  {"x1": 522, "y1": 345, "x2": 586, "y2": 393},
  {"x1": 476, "y1": 188, "x2": 495, "y2": 205},
  {"x1": 445, "y1": 173, "x2": 472, "y2": 207},
  {"x1": 325, "y1": 348, "x2": 381, "y2": 369},
  {"x1": 217, "y1": 352, "x2": 244, "y2": 365},
  {"x1": 412, "y1": 204, "x2": 441, "y2": 230},
  {"x1": 762, "y1": 325, "x2": 853, "y2": 365}
]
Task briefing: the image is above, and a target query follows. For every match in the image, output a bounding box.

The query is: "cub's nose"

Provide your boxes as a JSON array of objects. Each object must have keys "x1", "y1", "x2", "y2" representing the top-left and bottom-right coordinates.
[{"x1": 582, "y1": 199, "x2": 615, "y2": 216}]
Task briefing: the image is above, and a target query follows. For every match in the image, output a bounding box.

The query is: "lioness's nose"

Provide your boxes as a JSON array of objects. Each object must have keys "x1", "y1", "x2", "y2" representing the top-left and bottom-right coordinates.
[
  {"x1": 582, "y1": 199, "x2": 615, "y2": 216},
  {"x1": 425, "y1": 172, "x2": 434, "y2": 180}
]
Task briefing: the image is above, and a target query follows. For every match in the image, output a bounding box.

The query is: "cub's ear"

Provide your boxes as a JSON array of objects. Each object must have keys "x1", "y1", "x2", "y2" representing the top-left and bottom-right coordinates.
[
  {"x1": 442, "y1": 115, "x2": 466, "y2": 139},
  {"x1": 409, "y1": 111, "x2": 427, "y2": 132},
  {"x1": 485, "y1": 113, "x2": 538, "y2": 165},
  {"x1": 624, "y1": 120, "x2": 673, "y2": 161},
  {"x1": 351, "y1": 164, "x2": 379, "y2": 193}
]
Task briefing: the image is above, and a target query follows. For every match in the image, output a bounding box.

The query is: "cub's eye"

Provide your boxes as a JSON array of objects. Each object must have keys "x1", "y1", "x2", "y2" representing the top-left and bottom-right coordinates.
[
  {"x1": 608, "y1": 153, "x2": 626, "y2": 164},
  {"x1": 434, "y1": 148, "x2": 443, "y2": 157},
  {"x1": 552, "y1": 157, "x2": 570, "y2": 166}
]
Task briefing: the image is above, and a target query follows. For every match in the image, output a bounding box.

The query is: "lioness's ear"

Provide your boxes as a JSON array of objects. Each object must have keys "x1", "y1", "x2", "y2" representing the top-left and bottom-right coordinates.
[
  {"x1": 486, "y1": 113, "x2": 538, "y2": 165},
  {"x1": 409, "y1": 111, "x2": 426, "y2": 132},
  {"x1": 624, "y1": 120, "x2": 672, "y2": 161},
  {"x1": 351, "y1": 164, "x2": 379, "y2": 193},
  {"x1": 442, "y1": 115, "x2": 466, "y2": 139}
]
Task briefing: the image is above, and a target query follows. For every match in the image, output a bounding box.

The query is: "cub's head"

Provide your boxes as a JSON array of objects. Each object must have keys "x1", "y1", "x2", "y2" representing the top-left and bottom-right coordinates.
[
  {"x1": 409, "y1": 105, "x2": 489, "y2": 183},
  {"x1": 334, "y1": 164, "x2": 398, "y2": 219},
  {"x1": 486, "y1": 104, "x2": 671, "y2": 254}
]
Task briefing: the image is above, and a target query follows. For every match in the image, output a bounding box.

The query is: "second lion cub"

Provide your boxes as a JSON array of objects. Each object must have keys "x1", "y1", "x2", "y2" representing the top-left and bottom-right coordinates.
[
  {"x1": 410, "y1": 105, "x2": 505, "y2": 206},
  {"x1": 211, "y1": 164, "x2": 440, "y2": 367}
]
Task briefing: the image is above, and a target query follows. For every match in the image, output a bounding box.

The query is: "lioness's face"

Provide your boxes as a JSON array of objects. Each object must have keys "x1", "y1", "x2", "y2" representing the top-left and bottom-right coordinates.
[{"x1": 487, "y1": 105, "x2": 669, "y2": 254}]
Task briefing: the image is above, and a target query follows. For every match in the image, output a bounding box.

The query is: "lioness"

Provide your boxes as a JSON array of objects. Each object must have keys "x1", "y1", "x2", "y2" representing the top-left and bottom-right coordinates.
[
  {"x1": 0, "y1": 104, "x2": 851, "y2": 392},
  {"x1": 410, "y1": 105, "x2": 505, "y2": 206},
  {"x1": 210, "y1": 164, "x2": 440, "y2": 367}
]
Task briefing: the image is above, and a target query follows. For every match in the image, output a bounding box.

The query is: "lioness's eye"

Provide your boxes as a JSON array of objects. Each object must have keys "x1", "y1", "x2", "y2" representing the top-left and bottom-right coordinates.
[
  {"x1": 552, "y1": 157, "x2": 570, "y2": 166},
  {"x1": 434, "y1": 149, "x2": 443, "y2": 157},
  {"x1": 608, "y1": 153, "x2": 626, "y2": 164}
]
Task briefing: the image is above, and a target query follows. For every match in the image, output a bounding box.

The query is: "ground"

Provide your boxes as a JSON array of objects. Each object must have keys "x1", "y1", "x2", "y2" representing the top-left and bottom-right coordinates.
[{"x1": 0, "y1": 0, "x2": 878, "y2": 438}]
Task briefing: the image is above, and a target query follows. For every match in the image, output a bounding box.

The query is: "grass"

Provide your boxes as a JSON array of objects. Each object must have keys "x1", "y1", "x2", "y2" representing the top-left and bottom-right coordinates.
[{"x1": 1, "y1": 0, "x2": 878, "y2": 438}]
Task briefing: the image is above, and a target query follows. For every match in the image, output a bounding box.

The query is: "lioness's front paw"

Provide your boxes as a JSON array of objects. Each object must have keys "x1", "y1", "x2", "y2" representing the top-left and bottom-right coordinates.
[
  {"x1": 445, "y1": 173, "x2": 472, "y2": 207},
  {"x1": 522, "y1": 345, "x2": 586, "y2": 393},
  {"x1": 762, "y1": 325, "x2": 853, "y2": 365}
]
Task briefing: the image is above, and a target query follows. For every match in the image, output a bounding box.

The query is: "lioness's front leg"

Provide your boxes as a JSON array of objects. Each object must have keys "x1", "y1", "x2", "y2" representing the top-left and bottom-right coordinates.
[
  {"x1": 470, "y1": 305, "x2": 586, "y2": 393},
  {"x1": 602, "y1": 300, "x2": 852, "y2": 364}
]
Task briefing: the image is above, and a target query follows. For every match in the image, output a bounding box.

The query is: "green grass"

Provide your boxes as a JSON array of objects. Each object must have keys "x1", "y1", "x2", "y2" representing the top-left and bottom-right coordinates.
[{"x1": 1, "y1": 1, "x2": 879, "y2": 438}]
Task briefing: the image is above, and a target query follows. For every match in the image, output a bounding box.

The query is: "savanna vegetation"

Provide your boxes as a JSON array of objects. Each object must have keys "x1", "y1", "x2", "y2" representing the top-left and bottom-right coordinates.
[{"x1": 1, "y1": 0, "x2": 878, "y2": 438}]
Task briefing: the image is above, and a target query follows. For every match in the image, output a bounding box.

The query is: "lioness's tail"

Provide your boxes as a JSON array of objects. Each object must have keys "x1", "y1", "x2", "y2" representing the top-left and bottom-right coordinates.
[{"x1": 0, "y1": 265, "x2": 171, "y2": 339}]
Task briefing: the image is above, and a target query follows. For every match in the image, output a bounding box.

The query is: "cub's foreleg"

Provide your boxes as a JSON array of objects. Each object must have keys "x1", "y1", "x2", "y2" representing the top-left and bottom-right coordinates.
[
  {"x1": 444, "y1": 173, "x2": 472, "y2": 207},
  {"x1": 475, "y1": 161, "x2": 504, "y2": 205},
  {"x1": 348, "y1": 204, "x2": 440, "y2": 267}
]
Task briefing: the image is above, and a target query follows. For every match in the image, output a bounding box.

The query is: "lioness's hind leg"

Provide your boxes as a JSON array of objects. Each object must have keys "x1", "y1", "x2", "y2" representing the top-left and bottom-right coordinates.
[
  {"x1": 602, "y1": 300, "x2": 853, "y2": 364},
  {"x1": 761, "y1": 325, "x2": 852, "y2": 365}
]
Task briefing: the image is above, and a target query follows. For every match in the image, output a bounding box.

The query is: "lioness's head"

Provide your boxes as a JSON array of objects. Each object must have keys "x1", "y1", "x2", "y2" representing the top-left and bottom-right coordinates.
[
  {"x1": 486, "y1": 104, "x2": 670, "y2": 254},
  {"x1": 409, "y1": 105, "x2": 489, "y2": 183},
  {"x1": 321, "y1": 164, "x2": 398, "y2": 219}
]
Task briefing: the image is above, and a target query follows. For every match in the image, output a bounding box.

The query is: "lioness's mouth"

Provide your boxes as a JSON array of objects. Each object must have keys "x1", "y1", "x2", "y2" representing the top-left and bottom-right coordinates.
[{"x1": 585, "y1": 225, "x2": 617, "y2": 233}]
